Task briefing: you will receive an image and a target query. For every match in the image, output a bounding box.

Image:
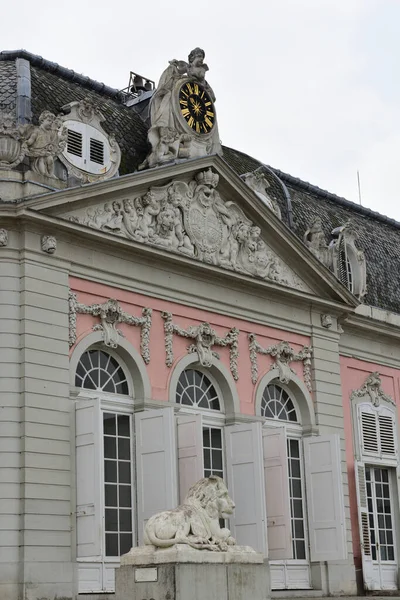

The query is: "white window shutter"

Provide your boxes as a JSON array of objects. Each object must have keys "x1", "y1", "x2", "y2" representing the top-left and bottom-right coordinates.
[
  {"x1": 75, "y1": 398, "x2": 102, "y2": 558},
  {"x1": 360, "y1": 406, "x2": 379, "y2": 455},
  {"x1": 225, "y1": 422, "x2": 267, "y2": 554},
  {"x1": 262, "y1": 427, "x2": 293, "y2": 559},
  {"x1": 354, "y1": 461, "x2": 374, "y2": 590},
  {"x1": 304, "y1": 434, "x2": 347, "y2": 561},
  {"x1": 378, "y1": 412, "x2": 396, "y2": 457},
  {"x1": 135, "y1": 408, "x2": 178, "y2": 545},
  {"x1": 177, "y1": 414, "x2": 204, "y2": 504}
]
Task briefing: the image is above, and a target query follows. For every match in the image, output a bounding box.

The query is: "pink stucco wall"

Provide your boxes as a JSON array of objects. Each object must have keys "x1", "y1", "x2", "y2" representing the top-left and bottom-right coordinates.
[
  {"x1": 340, "y1": 356, "x2": 400, "y2": 567},
  {"x1": 70, "y1": 277, "x2": 311, "y2": 415}
]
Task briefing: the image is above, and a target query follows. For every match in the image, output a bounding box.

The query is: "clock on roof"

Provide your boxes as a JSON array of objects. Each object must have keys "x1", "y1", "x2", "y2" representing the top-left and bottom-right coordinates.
[
  {"x1": 178, "y1": 81, "x2": 215, "y2": 134},
  {"x1": 139, "y1": 47, "x2": 222, "y2": 170}
]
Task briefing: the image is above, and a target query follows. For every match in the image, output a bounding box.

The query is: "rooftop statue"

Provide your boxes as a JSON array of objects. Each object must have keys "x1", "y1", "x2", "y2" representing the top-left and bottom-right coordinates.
[
  {"x1": 144, "y1": 476, "x2": 236, "y2": 551},
  {"x1": 139, "y1": 48, "x2": 222, "y2": 170}
]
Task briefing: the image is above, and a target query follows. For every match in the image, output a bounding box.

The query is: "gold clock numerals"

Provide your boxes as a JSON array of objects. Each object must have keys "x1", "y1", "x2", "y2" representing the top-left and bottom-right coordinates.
[{"x1": 179, "y1": 82, "x2": 215, "y2": 134}]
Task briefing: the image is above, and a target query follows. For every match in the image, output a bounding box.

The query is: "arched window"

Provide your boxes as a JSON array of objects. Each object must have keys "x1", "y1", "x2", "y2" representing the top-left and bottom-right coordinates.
[
  {"x1": 75, "y1": 349, "x2": 129, "y2": 395},
  {"x1": 260, "y1": 381, "x2": 309, "y2": 589},
  {"x1": 74, "y1": 347, "x2": 133, "y2": 594},
  {"x1": 176, "y1": 369, "x2": 220, "y2": 411},
  {"x1": 261, "y1": 384, "x2": 298, "y2": 422},
  {"x1": 175, "y1": 368, "x2": 224, "y2": 499}
]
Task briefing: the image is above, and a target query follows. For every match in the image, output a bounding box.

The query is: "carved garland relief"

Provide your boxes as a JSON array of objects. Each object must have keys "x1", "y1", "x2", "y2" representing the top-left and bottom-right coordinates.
[
  {"x1": 248, "y1": 334, "x2": 313, "y2": 391},
  {"x1": 68, "y1": 291, "x2": 152, "y2": 363},
  {"x1": 68, "y1": 292, "x2": 313, "y2": 390},
  {"x1": 65, "y1": 168, "x2": 305, "y2": 291},
  {"x1": 161, "y1": 311, "x2": 239, "y2": 381}
]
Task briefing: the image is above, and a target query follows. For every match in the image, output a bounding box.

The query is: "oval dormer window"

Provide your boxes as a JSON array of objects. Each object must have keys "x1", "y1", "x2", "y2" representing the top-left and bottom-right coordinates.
[{"x1": 62, "y1": 120, "x2": 111, "y2": 175}]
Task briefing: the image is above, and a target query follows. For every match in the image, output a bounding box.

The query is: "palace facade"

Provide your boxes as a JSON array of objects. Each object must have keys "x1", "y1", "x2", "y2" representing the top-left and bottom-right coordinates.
[{"x1": 1, "y1": 49, "x2": 400, "y2": 600}]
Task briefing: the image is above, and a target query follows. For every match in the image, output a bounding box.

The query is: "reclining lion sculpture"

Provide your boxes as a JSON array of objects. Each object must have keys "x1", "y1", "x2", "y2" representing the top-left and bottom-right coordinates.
[{"x1": 144, "y1": 475, "x2": 236, "y2": 551}]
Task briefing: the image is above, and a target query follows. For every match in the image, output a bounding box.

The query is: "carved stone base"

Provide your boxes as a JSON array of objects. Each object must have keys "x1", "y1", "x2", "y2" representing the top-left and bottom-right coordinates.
[{"x1": 116, "y1": 545, "x2": 270, "y2": 600}]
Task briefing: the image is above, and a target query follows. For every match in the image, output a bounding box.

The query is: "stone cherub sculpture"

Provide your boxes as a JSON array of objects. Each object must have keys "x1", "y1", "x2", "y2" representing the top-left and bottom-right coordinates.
[
  {"x1": 25, "y1": 111, "x2": 67, "y2": 178},
  {"x1": 303, "y1": 216, "x2": 332, "y2": 268},
  {"x1": 144, "y1": 476, "x2": 236, "y2": 552},
  {"x1": 140, "y1": 48, "x2": 221, "y2": 170}
]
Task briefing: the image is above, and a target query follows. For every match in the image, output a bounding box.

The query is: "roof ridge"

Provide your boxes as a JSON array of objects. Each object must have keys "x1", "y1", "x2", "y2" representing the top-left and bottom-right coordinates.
[{"x1": 0, "y1": 49, "x2": 124, "y2": 101}]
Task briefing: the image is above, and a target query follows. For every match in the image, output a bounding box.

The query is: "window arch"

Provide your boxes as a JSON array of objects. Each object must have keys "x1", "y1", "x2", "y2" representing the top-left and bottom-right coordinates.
[
  {"x1": 75, "y1": 348, "x2": 129, "y2": 395},
  {"x1": 176, "y1": 368, "x2": 221, "y2": 412},
  {"x1": 261, "y1": 383, "x2": 298, "y2": 422}
]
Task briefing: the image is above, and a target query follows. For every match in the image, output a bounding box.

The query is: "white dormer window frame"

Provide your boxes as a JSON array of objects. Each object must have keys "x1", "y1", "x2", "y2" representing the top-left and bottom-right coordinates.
[
  {"x1": 330, "y1": 227, "x2": 367, "y2": 299},
  {"x1": 63, "y1": 120, "x2": 111, "y2": 175}
]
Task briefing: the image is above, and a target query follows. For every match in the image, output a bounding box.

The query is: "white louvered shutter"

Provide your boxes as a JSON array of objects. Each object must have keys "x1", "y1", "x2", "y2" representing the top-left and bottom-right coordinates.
[
  {"x1": 135, "y1": 408, "x2": 178, "y2": 545},
  {"x1": 378, "y1": 412, "x2": 396, "y2": 457},
  {"x1": 360, "y1": 405, "x2": 379, "y2": 455},
  {"x1": 359, "y1": 404, "x2": 396, "y2": 459},
  {"x1": 75, "y1": 399, "x2": 102, "y2": 559},
  {"x1": 225, "y1": 422, "x2": 267, "y2": 554},
  {"x1": 177, "y1": 414, "x2": 204, "y2": 503},
  {"x1": 262, "y1": 427, "x2": 292, "y2": 559},
  {"x1": 64, "y1": 120, "x2": 87, "y2": 170},
  {"x1": 354, "y1": 461, "x2": 374, "y2": 590},
  {"x1": 304, "y1": 434, "x2": 347, "y2": 561}
]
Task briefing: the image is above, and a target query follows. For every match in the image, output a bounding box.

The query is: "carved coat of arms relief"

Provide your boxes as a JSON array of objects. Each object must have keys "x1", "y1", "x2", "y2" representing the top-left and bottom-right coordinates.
[{"x1": 64, "y1": 168, "x2": 305, "y2": 291}]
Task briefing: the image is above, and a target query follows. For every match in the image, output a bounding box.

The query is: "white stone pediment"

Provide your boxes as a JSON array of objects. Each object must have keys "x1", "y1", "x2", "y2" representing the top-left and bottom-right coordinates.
[
  {"x1": 57, "y1": 167, "x2": 308, "y2": 292},
  {"x1": 32, "y1": 157, "x2": 358, "y2": 305}
]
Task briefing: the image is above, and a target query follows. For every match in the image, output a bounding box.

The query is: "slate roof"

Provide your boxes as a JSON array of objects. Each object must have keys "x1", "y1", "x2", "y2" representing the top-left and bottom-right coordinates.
[
  {"x1": 0, "y1": 59, "x2": 17, "y2": 111},
  {"x1": 1, "y1": 50, "x2": 400, "y2": 314}
]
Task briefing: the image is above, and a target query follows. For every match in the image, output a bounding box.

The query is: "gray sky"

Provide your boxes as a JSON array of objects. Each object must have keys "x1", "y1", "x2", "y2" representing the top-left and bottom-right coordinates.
[{"x1": 3, "y1": 0, "x2": 400, "y2": 220}]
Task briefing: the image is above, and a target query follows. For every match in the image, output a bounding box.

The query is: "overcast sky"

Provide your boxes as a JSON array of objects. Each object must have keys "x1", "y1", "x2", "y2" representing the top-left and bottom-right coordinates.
[{"x1": 3, "y1": 0, "x2": 400, "y2": 220}]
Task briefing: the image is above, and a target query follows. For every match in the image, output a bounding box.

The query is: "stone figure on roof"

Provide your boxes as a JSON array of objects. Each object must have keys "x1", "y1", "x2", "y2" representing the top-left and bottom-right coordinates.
[
  {"x1": 25, "y1": 111, "x2": 67, "y2": 178},
  {"x1": 303, "y1": 216, "x2": 332, "y2": 268},
  {"x1": 139, "y1": 48, "x2": 222, "y2": 170}
]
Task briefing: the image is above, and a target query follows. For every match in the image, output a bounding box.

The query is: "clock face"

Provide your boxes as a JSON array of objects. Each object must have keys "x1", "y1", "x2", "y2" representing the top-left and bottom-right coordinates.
[{"x1": 179, "y1": 81, "x2": 215, "y2": 134}]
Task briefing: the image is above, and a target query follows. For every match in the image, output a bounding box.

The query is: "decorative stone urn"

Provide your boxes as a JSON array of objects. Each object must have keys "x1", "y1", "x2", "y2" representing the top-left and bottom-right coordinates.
[{"x1": 0, "y1": 112, "x2": 27, "y2": 170}]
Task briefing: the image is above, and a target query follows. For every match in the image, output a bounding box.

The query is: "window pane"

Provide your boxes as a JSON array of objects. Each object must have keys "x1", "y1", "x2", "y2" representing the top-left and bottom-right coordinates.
[
  {"x1": 105, "y1": 533, "x2": 118, "y2": 557},
  {"x1": 119, "y1": 509, "x2": 132, "y2": 532},
  {"x1": 293, "y1": 499, "x2": 303, "y2": 518},
  {"x1": 82, "y1": 374, "x2": 96, "y2": 390},
  {"x1": 294, "y1": 519, "x2": 304, "y2": 539},
  {"x1": 104, "y1": 460, "x2": 117, "y2": 483},
  {"x1": 118, "y1": 415, "x2": 130, "y2": 437},
  {"x1": 204, "y1": 448, "x2": 211, "y2": 470},
  {"x1": 100, "y1": 369, "x2": 111, "y2": 389},
  {"x1": 120, "y1": 533, "x2": 132, "y2": 555},
  {"x1": 103, "y1": 413, "x2": 116, "y2": 435},
  {"x1": 119, "y1": 462, "x2": 131, "y2": 484},
  {"x1": 290, "y1": 459, "x2": 300, "y2": 478},
  {"x1": 119, "y1": 486, "x2": 132, "y2": 508},
  {"x1": 118, "y1": 438, "x2": 131, "y2": 460},
  {"x1": 104, "y1": 436, "x2": 116, "y2": 459},
  {"x1": 105, "y1": 484, "x2": 117, "y2": 507},
  {"x1": 289, "y1": 439, "x2": 299, "y2": 458},
  {"x1": 295, "y1": 540, "x2": 306, "y2": 559},
  {"x1": 212, "y1": 449, "x2": 223, "y2": 471},
  {"x1": 291, "y1": 479, "x2": 301, "y2": 498},
  {"x1": 105, "y1": 508, "x2": 118, "y2": 531},
  {"x1": 388, "y1": 546, "x2": 395, "y2": 561},
  {"x1": 203, "y1": 428, "x2": 210, "y2": 448},
  {"x1": 211, "y1": 428, "x2": 222, "y2": 449}
]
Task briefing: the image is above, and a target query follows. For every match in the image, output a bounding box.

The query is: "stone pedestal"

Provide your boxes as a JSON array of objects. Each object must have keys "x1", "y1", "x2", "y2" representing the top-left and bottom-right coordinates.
[{"x1": 116, "y1": 544, "x2": 270, "y2": 600}]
